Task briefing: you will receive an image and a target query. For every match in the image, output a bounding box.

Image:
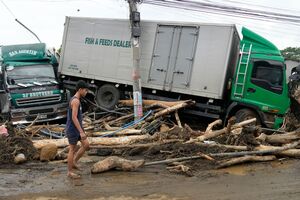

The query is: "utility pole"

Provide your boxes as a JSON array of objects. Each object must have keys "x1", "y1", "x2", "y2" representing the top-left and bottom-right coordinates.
[{"x1": 127, "y1": 0, "x2": 143, "y2": 120}]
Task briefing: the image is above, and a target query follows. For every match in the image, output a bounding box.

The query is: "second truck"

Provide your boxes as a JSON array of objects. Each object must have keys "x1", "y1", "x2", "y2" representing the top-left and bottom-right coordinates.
[
  {"x1": 58, "y1": 17, "x2": 289, "y2": 128},
  {"x1": 0, "y1": 43, "x2": 68, "y2": 124}
]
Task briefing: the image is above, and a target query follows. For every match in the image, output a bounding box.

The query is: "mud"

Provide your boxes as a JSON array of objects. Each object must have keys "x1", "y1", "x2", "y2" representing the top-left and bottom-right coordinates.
[{"x1": 1, "y1": 156, "x2": 300, "y2": 200}]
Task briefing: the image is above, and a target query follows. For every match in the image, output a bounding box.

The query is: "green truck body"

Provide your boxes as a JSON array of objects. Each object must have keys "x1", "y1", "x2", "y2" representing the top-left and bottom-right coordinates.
[
  {"x1": 230, "y1": 28, "x2": 289, "y2": 128},
  {"x1": 0, "y1": 43, "x2": 68, "y2": 124}
]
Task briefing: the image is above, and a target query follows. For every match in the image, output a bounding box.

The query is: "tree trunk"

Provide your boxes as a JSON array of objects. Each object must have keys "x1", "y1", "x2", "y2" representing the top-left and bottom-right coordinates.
[
  {"x1": 119, "y1": 99, "x2": 186, "y2": 107},
  {"x1": 257, "y1": 131, "x2": 300, "y2": 144},
  {"x1": 146, "y1": 100, "x2": 195, "y2": 122},
  {"x1": 33, "y1": 135, "x2": 150, "y2": 149},
  {"x1": 91, "y1": 156, "x2": 145, "y2": 173},
  {"x1": 217, "y1": 155, "x2": 276, "y2": 168}
]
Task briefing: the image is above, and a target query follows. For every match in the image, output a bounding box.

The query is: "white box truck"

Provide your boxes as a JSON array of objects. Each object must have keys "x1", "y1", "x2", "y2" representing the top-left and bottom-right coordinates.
[{"x1": 58, "y1": 17, "x2": 290, "y2": 128}]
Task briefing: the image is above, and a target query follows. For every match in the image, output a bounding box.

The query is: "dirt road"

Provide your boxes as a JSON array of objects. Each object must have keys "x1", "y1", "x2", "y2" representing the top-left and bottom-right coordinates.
[{"x1": 1, "y1": 156, "x2": 300, "y2": 200}]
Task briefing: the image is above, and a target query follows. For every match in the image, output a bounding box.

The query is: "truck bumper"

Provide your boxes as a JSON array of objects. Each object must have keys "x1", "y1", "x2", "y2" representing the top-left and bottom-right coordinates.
[{"x1": 10, "y1": 103, "x2": 68, "y2": 125}]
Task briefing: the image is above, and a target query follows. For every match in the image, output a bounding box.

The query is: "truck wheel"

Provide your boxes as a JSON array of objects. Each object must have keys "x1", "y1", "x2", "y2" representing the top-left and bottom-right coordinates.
[
  {"x1": 235, "y1": 108, "x2": 260, "y2": 125},
  {"x1": 96, "y1": 84, "x2": 120, "y2": 110}
]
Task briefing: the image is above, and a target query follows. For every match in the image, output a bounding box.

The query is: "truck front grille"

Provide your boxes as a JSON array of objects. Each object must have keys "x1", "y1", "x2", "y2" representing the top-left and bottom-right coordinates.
[
  {"x1": 16, "y1": 94, "x2": 61, "y2": 107},
  {"x1": 29, "y1": 108, "x2": 54, "y2": 115}
]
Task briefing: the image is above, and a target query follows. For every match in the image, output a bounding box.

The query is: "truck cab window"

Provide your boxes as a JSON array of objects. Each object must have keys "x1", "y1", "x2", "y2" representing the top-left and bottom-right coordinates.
[{"x1": 251, "y1": 60, "x2": 283, "y2": 94}]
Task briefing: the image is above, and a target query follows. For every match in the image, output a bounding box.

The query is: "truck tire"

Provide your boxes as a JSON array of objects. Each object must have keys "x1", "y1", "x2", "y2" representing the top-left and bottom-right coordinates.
[
  {"x1": 96, "y1": 84, "x2": 120, "y2": 110},
  {"x1": 235, "y1": 108, "x2": 260, "y2": 125}
]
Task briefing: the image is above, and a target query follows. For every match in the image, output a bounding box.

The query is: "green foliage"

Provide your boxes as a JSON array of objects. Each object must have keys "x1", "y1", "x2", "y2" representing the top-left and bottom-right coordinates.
[{"x1": 281, "y1": 47, "x2": 300, "y2": 61}]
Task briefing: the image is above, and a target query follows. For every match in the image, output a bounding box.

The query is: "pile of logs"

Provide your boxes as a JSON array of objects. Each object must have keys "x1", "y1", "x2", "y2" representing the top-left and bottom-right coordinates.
[{"x1": 14, "y1": 99, "x2": 300, "y2": 174}]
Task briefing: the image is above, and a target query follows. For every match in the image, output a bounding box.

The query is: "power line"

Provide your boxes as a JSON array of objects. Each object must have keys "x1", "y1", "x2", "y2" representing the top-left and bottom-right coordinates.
[
  {"x1": 0, "y1": 0, "x2": 41, "y2": 42},
  {"x1": 143, "y1": 0, "x2": 300, "y2": 26},
  {"x1": 0, "y1": 0, "x2": 16, "y2": 18}
]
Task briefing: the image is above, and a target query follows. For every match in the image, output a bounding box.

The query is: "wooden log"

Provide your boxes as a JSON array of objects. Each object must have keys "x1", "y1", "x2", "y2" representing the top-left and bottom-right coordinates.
[
  {"x1": 119, "y1": 99, "x2": 186, "y2": 107},
  {"x1": 255, "y1": 145, "x2": 300, "y2": 157},
  {"x1": 93, "y1": 115, "x2": 114, "y2": 125},
  {"x1": 92, "y1": 129, "x2": 141, "y2": 137},
  {"x1": 91, "y1": 156, "x2": 145, "y2": 173},
  {"x1": 188, "y1": 118, "x2": 256, "y2": 143},
  {"x1": 217, "y1": 155, "x2": 276, "y2": 168},
  {"x1": 106, "y1": 113, "x2": 134, "y2": 126},
  {"x1": 174, "y1": 111, "x2": 182, "y2": 128},
  {"x1": 103, "y1": 122, "x2": 120, "y2": 131},
  {"x1": 89, "y1": 139, "x2": 183, "y2": 149},
  {"x1": 184, "y1": 124, "x2": 204, "y2": 136},
  {"x1": 209, "y1": 141, "x2": 299, "y2": 157},
  {"x1": 257, "y1": 131, "x2": 300, "y2": 144},
  {"x1": 197, "y1": 141, "x2": 300, "y2": 158},
  {"x1": 33, "y1": 135, "x2": 150, "y2": 149},
  {"x1": 195, "y1": 142, "x2": 248, "y2": 151},
  {"x1": 232, "y1": 118, "x2": 256, "y2": 128},
  {"x1": 205, "y1": 119, "x2": 222, "y2": 134},
  {"x1": 146, "y1": 100, "x2": 195, "y2": 122},
  {"x1": 145, "y1": 141, "x2": 300, "y2": 167}
]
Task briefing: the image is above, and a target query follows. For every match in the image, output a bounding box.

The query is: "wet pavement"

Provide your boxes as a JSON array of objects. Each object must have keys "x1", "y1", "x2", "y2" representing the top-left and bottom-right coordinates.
[{"x1": 1, "y1": 157, "x2": 300, "y2": 200}]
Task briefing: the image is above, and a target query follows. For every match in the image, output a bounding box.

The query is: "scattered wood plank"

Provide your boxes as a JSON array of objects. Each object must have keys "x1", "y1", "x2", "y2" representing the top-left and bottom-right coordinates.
[
  {"x1": 205, "y1": 119, "x2": 222, "y2": 134},
  {"x1": 119, "y1": 99, "x2": 186, "y2": 107},
  {"x1": 146, "y1": 100, "x2": 195, "y2": 122},
  {"x1": 91, "y1": 156, "x2": 145, "y2": 173},
  {"x1": 174, "y1": 111, "x2": 182, "y2": 128},
  {"x1": 188, "y1": 118, "x2": 256, "y2": 143},
  {"x1": 92, "y1": 129, "x2": 141, "y2": 137},
  {"x1": 89, "y1": 139, "x2": 182, "y2": 149},
  {"x1": 257, "y1": 131, "x2": 300, "y2": 144},
  {"x1": 217, "y1": 155, "x2": 276, "y2": 169},
  {"x1": 33, "y1": 135, "x2": 150, "y2": 149}
]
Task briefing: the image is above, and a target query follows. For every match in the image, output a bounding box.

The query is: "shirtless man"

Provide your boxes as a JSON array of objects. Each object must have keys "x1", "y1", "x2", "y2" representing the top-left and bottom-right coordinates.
[{"x1": 66, "y1": 80, "x2": 90, "y2": 178}]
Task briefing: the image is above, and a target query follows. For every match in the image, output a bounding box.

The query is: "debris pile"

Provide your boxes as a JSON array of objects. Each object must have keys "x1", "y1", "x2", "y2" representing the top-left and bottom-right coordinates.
[
  {"x1": 2, "y1": 99, "x2": 300, "y2": 177},
  {"x1": 0, "y1": 123, "x2": 38, "y2": 164}
]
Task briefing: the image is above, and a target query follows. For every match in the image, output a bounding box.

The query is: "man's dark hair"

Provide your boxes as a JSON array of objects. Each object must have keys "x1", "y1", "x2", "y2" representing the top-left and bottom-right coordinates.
[{"x1": 76, "y1": 80, "x2": 89, "y2": 91}]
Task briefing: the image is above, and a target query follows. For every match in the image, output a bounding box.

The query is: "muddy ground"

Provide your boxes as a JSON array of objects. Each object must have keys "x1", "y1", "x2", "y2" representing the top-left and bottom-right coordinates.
[{"x1": 1, "y1": 155, "x2": 300, "y2": 200}]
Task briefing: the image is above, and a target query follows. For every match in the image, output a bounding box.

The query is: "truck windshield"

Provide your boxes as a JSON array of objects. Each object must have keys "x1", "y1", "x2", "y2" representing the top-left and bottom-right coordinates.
[{"x1": 7, "y1": 64, "x2": 55, "y2": 81}]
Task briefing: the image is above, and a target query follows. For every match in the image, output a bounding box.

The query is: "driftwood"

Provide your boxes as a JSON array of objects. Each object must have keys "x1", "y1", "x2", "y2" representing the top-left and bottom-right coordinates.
[
  {"x1": 92, "y1": 129, "x2": 141, "y2": 137},
  {"x1": 255, "y1": 144, "x2": 300, "y2": 157},
  {"x1": 107, "y1": 113, "x2": 134, "y2": 126},
  {"x1": 119, "y1": 99, "x2": 186, "y2": 107},
  {"x1": 209, "y1": 141, "x2": 299, "y2": 157},
  {"x1": 205, "y1": 119, "x2": 222, "y2": 134},
  {"x1": 145, "y1": 142, "x2": 299, "y2": 166},
  {"x1": 103, "y1": 122, "x2": 119, "y2": 131},
  {"x1": 146, "y1": 100, "x2": 195, "y2": 122},
  {"x1": 33, "y1": 135, "x2": 150, "y2": 149},
  {"x1": 217, "y1": 155, "x2": 276, "y2": 168},
  {"x1": 89, "y1": 139, "x2": 182, "y2": 149},
  {"x1": 184, "y1": 124, "x2": 204, "y2": 137},
  {"x1": 174, "y1": 111, "x2": 182, "y2": 128},
  {"x1": 188, "y1": 118, "x2": 256, "y2": 143},
  {"x1": 257, "y1": 131, "x2": 300, "y2": 144},
  {"x1": 166, "y1": 164, "x2": 190, "y2": 173},
  {"x1": 91, "y1": 156, "x2": 145, "y2": 173}
]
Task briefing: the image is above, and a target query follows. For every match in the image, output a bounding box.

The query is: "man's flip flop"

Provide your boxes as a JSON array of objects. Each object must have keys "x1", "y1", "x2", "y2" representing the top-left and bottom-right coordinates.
[{"x1": 67, "y1": 172, "x2": 81, "y2": 179}]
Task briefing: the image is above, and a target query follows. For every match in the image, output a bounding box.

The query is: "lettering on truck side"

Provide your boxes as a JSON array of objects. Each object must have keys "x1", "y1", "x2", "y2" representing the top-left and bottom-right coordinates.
[
  {"x1": 84, "y1": 37, "x2": 131, "y2": 48},
  {"x1": 8, "y1": 50, "x2": 38, "y2": 57},
  {"x1": 22, "y1": 91, "x2": 54, "y2": 98}
]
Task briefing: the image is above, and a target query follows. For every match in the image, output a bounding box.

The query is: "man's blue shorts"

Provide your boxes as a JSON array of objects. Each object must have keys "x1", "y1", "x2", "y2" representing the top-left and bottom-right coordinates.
[{"x1": 66, "y1": 132, "x2": 81, "y2": 145}]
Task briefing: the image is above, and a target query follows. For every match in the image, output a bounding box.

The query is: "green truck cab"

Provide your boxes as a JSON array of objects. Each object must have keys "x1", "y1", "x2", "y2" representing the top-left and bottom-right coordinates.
[
  {"x1": 229, "y1": 27, "x2": 290, "y2": 128},
  {"x1": 0, "y1": 43, "x2": 68, "y2": 124}
]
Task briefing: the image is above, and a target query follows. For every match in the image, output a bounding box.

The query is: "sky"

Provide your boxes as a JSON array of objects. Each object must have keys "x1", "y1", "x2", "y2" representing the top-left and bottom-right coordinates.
[{"x1": 0, "y1": 0, "x2": 300, "y2": 50}]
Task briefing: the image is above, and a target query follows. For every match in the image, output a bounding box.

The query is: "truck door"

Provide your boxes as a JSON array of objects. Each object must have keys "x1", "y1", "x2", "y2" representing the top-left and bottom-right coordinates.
[
  {"x1": 243, "y1": 59, "x2": 290, "y2": 114},
  {"x1": 148, "y1": 25, "x2": 198, "y2": 90}
]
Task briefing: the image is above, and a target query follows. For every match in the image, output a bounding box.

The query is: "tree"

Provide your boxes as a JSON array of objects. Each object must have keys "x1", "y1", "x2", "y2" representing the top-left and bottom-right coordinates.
[{"x1": 281, "y1": 47, "x2": 300, "y2": 62}]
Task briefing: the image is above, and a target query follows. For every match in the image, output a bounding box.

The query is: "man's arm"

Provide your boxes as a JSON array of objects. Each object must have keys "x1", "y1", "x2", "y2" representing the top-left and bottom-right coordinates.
[{"x1": 71, "y1": 98, "x2": 86, "y2": 140}]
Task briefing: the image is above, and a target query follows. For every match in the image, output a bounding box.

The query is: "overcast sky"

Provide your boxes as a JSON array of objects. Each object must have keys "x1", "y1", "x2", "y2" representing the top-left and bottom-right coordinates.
[{"x1": 1, "y1": 0, "x2": 300, "y2": 50}]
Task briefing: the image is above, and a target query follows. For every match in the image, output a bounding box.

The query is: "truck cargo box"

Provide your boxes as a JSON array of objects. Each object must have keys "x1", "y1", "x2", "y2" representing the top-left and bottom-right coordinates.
[{"x1": 59, "y1": 17, "x2": 240, "y2": 99}]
